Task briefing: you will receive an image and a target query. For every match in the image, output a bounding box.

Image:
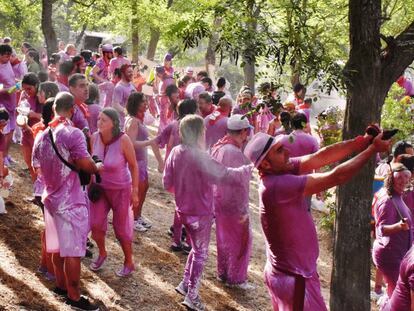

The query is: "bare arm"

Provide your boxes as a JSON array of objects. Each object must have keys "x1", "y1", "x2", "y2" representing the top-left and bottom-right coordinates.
[
  {"x1": 411, "y1": 290, "x2": 414, "y2": 311},
  {"x1": 303, "y1": 134, "x2": 391, "y2": 196},
  {"x1": 299, "y1": 135, "x2": 371, "y2": 174},
  {"x1": 382, "y1": 219, "x2": 409, "y2": 235},
  {"x1": 121, "y1": 135, "x2": 139, "y2": 206},
  {"x1": 125, "y1": 118, "x2": 153, "y2": 149},
  {"x1": 73, "y1": 157, "x2": 98, "y2": 174}
]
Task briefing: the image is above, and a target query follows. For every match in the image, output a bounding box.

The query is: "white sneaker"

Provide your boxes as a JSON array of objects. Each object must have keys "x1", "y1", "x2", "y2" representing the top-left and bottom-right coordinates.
[
  {"x1": 137, "y1": 217, "x2": 152, "y2": 229},
  {"x1": 175, "y1": 281, "x2": 188, "y2": 296},
  {"x1": 227, "y1": 281, "x2": 255, "y2": 290},
  {"x1": 134, "y1": 220, "x2": 148, "y2": 232},
  {"x1": 182, "y1": 295, "x2": 205, "y2": 311}
]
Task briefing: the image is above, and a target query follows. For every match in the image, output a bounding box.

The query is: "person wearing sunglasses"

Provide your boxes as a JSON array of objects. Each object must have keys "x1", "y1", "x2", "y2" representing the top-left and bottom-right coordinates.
[{"x1": 244, "y1": 129, "x2": 391, "y2": 311}]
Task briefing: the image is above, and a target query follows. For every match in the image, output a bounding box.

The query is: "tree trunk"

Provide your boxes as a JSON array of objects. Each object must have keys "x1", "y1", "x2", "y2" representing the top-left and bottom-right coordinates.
[
  {"x1": 146, "y1": 28, "x2": 160, "y2": 61},
  {"x1": 41, "y1": 0, "x2": 57, "y2": 58},
  {"x1": 330, "y1": 1, "x2": 414, "y2": 310},
  {"x1": 242, "y1": 0, "x2": 259, "y2": 93},
  {"x1": 205, "y1": 18, "x2": 221, "y2": 80},
  {"x1": 131, "y1": 0, "x2": 139, "y2": 63},
  {"x1": 75, "y1": 24, "x2": 87, "y2": 47},
  {"x1": 243, "y1": 60, "x2": 256, "y2": 92}
]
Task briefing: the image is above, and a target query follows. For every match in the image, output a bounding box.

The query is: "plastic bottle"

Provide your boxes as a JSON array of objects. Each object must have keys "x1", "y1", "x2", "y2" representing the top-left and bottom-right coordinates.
[{"x1": 16, "y1": 98, "x2": 30, "y2": 126}]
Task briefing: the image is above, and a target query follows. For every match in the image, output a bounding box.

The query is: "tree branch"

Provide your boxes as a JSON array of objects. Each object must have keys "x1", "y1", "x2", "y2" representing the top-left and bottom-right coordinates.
[{"x1": 381, "y1": 20, "x2": 414, "y2": 85}]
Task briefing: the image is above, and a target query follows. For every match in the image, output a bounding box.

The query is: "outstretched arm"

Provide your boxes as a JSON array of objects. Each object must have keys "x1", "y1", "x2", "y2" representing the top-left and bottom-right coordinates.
[
  {"x1": 299, "y1": 134, "x2": 371, "y2": 174},
  {"x1": 303, "y1": 133, "x2": 390, "y2": 196}
]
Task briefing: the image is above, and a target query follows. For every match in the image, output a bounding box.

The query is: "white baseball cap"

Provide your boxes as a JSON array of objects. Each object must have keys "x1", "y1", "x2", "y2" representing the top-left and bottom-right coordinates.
[
  {"x1": 227, "y1": 114, "x2": 252, "y2": 131},
  {"x1": 244, "y1": 132, "x2": 284, "y2": 167}
]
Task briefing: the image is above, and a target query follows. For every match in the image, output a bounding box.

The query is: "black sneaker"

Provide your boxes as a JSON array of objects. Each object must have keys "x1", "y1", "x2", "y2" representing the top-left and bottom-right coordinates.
[
  {"x1": 65, "y1": 296, "x2": 100, "y2": 311},
  {"x1": 181, "y1": 227, "x2": 187, "y2": 241},
  {"x1": 182, "y1": 243, "x2": 192, "y2": 254},
  {"x1": 167, "y1": 226, "x2": 174, "y2": 237},
  {"x1": 86, "y1": 238, "x2": 94, "y2": 249},
  {"x1": 85, "y1": 249, "x2": 93, "y2": 258},
  {"x1": 52, "y1": 287, "x2": 67, "y2": 297},
  {"x1": 170, "y1": 243, "x2": 183, "y2": 252}
]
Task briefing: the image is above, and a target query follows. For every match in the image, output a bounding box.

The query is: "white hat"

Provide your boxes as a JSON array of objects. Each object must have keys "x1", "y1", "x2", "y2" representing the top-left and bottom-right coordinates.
[
  {"x1": 244, "y1": 132, "x2": 283, "y2": 167},
  {"x1": 227, "y1": 114, "x2": 251, "y2": 131},
  {"x1": 185, "y1": 66, "x2": 194, "y2": 73}
]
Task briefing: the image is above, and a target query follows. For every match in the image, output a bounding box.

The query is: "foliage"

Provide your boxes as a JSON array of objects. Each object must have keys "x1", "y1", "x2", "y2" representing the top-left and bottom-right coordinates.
[
  {"x1": 315, "y1": 105, "x2": 344, "y2": 147},
  {"x1": 315, "y1": 105, "x2": 344, "y2": 232},
  {"x1": 0, "y1": 0, "x2": 42, "y2": 47},
  {"x1": 381, "y1": 83, "x2": 414, "y2": 142}
]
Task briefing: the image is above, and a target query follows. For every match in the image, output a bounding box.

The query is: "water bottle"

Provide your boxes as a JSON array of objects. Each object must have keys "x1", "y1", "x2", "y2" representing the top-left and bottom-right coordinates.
[{"x1": 16, "y1": 98, "x2": 30, "y2": 126}]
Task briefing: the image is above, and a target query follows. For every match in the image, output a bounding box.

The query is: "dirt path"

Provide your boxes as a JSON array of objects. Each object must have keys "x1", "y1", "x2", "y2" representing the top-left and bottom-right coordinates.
[{"x1": 0, "y1": 138, "x2": 336, "y2": 311}]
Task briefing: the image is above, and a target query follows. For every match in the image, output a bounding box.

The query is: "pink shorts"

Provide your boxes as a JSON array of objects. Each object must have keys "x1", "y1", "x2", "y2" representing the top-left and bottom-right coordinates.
[
  {"x1": 90, "y1": 187, "x2": 133, "y2": 242},
  {"x1": 45, "y1": 204, "x2": 89, "y2": 257}
]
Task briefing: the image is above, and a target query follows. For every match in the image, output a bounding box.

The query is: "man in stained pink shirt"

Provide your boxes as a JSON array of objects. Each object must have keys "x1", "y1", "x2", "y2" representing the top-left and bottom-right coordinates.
[
  {"x1": 32, "y1": 92, "x2": 101, "y2": 310},
  {"x1": 163, "y1": 115, "x2": 252, "y2": 311},
  {"x1": 197, "y1": 92, "x2": 216, "y2": 118},
  {"x1": 68, "y1": 74, "x2": 90, "y2": 131},
  {"x1": 211, "y1": 114, "x2": 253, "y2": 288},
  {"x1": 244, "y1": 129, "x2": 391, "y2": 310},
  {"x1": 112, "y1": 64, "x2": 136, "y2": 127},
  {"x1": 108, "y1": 46, "x2": 130, "y2": 78},
  {"x1": 204, "y1": 96, "x2": 232, "y2": 151}
]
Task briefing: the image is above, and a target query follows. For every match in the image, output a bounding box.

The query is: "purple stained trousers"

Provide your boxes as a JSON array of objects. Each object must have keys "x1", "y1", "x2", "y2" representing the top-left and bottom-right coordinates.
[
  {"x1": 264, "y1": 262, "x2": 327, "y2": 311},
  {"x1": 179, "y1": 213, "x2": 213, "y2": 300},
  {"x1": 215, "y1": 213, "x2": 252, "y2": 284}
]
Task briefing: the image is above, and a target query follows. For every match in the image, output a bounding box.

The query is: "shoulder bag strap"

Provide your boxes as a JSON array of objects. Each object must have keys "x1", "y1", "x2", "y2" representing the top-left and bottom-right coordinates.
[{"x1": 48, "y1": 128, "x2": 77, "y2": 171}]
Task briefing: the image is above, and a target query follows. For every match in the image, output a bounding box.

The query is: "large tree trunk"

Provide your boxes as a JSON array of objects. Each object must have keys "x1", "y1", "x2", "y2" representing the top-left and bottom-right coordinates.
[
  {"x1": 205, "y1": 18, "x2": 221, "y2": 80},
  {"x1": 41, "y1": 0, "x2": 57, "y2": 57},
  {"x1": 146, "y1": 0, "x2": 174, "y2": 61},
  {"x1": 146, "y1": 28, "x2": 160, "y2": 61},
  {"x1": 131, "y1": 0, "x2": 139, "y2": 63},
  {"x1": 242, "y1": 0, "x2": 259, "y2": 92},
  {"x1": 330, "y1": 1, "x2": 414, "y2": 310}
]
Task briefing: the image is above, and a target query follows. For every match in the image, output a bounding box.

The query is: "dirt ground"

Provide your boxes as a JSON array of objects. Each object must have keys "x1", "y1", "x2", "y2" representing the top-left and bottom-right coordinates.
[{"x1": 0, "y1": 131, "x2": 359, "y2": 311}]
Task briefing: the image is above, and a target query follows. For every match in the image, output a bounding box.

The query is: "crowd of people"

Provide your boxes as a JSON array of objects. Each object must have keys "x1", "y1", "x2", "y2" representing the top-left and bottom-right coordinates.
[{"x1": 0, "y1": 36, "x2": 412, "y2": 311}]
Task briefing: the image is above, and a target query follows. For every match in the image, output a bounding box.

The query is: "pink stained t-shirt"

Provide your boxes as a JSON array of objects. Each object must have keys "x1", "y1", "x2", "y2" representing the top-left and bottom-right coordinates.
[
  {"x1": 112, "y1": 81, "x2": 136, "y2": 125},
  {"x1": 109, "y1": 56, "x2": 131, "y2": 75},
  {"x1": 163, "y1": 144, "x2": 252, "y2": 216},
  {"x1": 32, "y1": 123, "x2": 90, "y2": 213},
  {"x1": 86, "y1": 103, "x2": 102, "y2": 134},
  {"x1": 12, "y1": 62, "x2": 28, "y2": 80},
  {"x1": 91, "y1": 132, "x2": 132, "y2": 189},
  {"x1": 212, "y1": 143, "x2": 251, "y2": 215},
  {"x1": 71, "y1": 104, "x2": 89, "y2": 131},
  {"x1": 204, "y1": 114, "x2": 228, "y2": 151},
  {"x1": 0, "y1": 62, "x2": 16, "y2": 112},
  {"x1": 281, "y1": 130, "x2": 319, "y2": 158},
  {"x1": 259, "y1": 158, "x2": 319, "y2": 278}
]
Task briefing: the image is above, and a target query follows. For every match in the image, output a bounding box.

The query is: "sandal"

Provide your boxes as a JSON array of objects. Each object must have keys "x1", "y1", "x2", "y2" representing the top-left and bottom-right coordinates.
[
  {"x1": 116, "y1": 265, "x2": 134, "y2": 277},
  {"x1": 89, "y1": 255, "x2": 107, "y2": 271}
]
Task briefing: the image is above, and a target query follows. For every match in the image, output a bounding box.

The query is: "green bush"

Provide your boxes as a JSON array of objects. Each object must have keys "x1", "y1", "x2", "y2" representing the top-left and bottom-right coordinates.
[{"x1": 381, "y1": 83, "x2": 414, "y2": 142}]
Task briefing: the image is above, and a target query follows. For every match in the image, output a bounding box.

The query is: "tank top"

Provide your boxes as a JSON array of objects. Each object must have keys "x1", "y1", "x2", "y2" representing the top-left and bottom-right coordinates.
[
  {"x1": 126, "y1": 116, "x2": 149, "y2": 163},
  {"x1": 92, "y1": 132, "x2": 132, "y2": 189}
]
